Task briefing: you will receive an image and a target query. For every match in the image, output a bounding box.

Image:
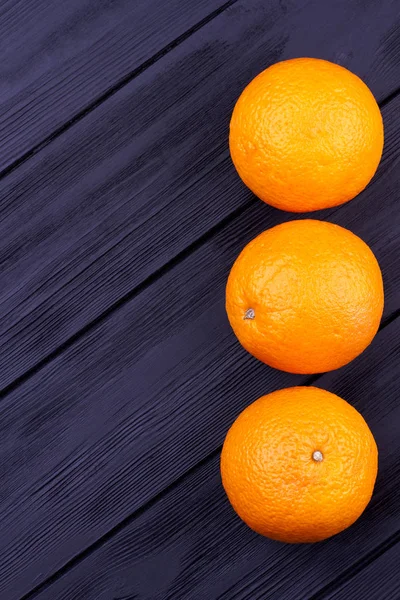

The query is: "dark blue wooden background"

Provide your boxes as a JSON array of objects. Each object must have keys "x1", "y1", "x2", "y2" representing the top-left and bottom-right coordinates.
[{"x1": 0, "y1": 0, "x2": 399, "y2": 598}]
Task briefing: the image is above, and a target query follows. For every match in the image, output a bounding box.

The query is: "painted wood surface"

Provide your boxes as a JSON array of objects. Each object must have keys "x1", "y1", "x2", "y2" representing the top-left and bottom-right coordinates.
[
  {"x1": 32, "y1": 317, "x2": 400, "y2": 600},
  {"x1": 0, "y1": 0, "x2": 399, "y2": 598},
  {"x1": 0, "y1": 0, "x2": 232, "y2": 174},
  {"x1": 2, "y1": 95, "x2": 399, "y2": 596},
  {"x1": 324, "y1": 541, "x2": 400, "y2": 600},
  {"x1": 2, "y1": 0, "x2": 400, "y2": 390}
]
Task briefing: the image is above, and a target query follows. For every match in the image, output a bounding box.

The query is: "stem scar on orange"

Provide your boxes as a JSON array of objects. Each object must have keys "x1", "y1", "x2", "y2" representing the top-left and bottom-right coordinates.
[
  {"x1": 220, "y1": 386, "x2": 378, "y2": 543},
  {"x1": 226, "y1": 219, "x2": 384, "y2": 374},
  {"x1": 229, "y1": 58, "x2": 384, "y2": 212}
]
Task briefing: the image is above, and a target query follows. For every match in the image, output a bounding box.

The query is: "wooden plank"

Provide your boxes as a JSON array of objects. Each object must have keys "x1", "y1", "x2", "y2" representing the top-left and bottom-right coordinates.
[
  {"x1": 32, "y1": 317, "x2": 400, "y2": 600},
  {"x1": 322, "y1": 541, "x2": 400, "y2": 600},
  {"x1": 0, "y1": 0, "x2": 232, "y2": 173},
  {"x1": 2, "y1": 0, "x2": 400, "y2": 390},
  {"x1": 0, "y1": 100, "x2": 399, "y2": 596}
]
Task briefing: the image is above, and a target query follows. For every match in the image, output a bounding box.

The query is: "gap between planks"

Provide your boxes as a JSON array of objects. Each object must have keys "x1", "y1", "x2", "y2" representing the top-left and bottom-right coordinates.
[{"x1": 17, "y1": 306, "x2": 400, "y2": 600}]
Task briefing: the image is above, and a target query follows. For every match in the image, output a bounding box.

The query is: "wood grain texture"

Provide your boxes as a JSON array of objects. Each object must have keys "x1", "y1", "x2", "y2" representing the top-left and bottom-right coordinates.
[
  {"x1": 1, "y1": 93, "x2": 400, "y2": 596},
  {"x1": 32, "y1": 317, "x2": 400, "y2": 600},
  {"x1": 0, "y1": 213, "x2": 308, "y2": 599},
  {"x1": 1, "y1": 1, "x2": 400, "y2": 597},
  {"x1": 2, "y1": 0, "x2": 400, "y2": 390},
  {"x1": 324, "y1": 542, "x2": 400, "y2": 600},
  {"x1": 0, "y1": 0, "x2": 232, "y2": 173}
]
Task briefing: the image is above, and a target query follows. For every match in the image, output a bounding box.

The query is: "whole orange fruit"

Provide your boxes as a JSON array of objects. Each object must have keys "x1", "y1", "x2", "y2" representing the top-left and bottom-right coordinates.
[
  {"x1": 221, "y1": 386, "x2": 378, "y2": 543},
  {"x1": 226, "y1": 220, "x2": 383, "y2": 374},
  {"x1": 229, "y1": 58, "x2": 384, "y2": 212}
]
